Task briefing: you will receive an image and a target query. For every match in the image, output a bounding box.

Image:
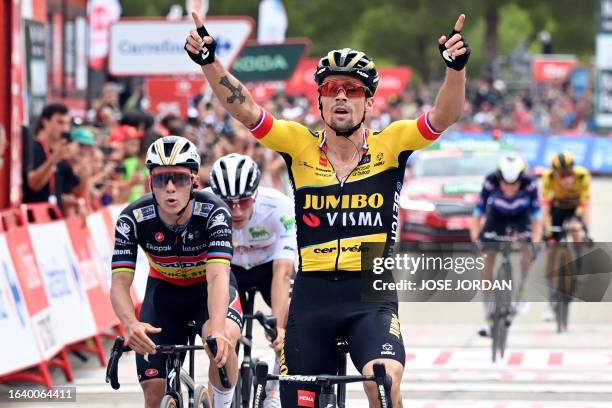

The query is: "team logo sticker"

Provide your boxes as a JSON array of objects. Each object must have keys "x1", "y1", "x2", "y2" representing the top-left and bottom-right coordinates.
[
  {"x1": 133, "y1": 205, "x2": 156, "y2": 222},
  {"x1": 302, "y1": 213, "x2": 321, "y2": 228},
  {"x1": 194, "y1": 202, "x2": 214, "y2": 217},
  {"x1": 145, "y1": 368, "x2": 159, "y2": 377},
  {"x1": 280, "y1": 215, "x2": 296, "y2": 231}
]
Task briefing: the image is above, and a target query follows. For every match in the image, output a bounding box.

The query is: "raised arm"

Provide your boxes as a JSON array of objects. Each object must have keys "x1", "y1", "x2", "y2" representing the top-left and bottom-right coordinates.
[
  {"x1": 185, "y1": 12, "x2": 261, "y2": 128},
  {"x1": 429, "y1": 14, "x2": 469, "y2": 131}
]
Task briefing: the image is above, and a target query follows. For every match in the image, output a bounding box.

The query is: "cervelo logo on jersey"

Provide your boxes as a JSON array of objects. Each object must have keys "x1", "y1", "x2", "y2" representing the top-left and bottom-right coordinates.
[
  {"x1": 313, "y1": 244, "x2": 369, "y2": 254},
  {"x1": 133, "y1": 205, "x2": 155, "y2": 222},
  {"x1": 297, "y1": 389, "x2": 316, "y2": 408},
  {"x1": 194, "y1": 202, "x2": 214, "y2": 217},
  {"x1": 116, "y1": 215, "x2": 135, "y2": 240}
]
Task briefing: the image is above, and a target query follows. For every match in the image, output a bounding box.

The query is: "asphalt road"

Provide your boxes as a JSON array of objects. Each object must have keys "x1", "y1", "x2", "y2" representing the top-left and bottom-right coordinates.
[{"x1": 2, "y1": 178, "x2": 612, "y2": 407}]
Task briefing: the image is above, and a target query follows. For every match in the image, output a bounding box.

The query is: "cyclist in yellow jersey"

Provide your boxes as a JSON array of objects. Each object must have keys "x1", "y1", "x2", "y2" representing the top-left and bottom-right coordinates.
[
  {"x1": 541, "y1": 152, "x2": 591, "y2": 320},
  {"x1": 542, "y1": 152, "x2": 591, "y2": 239},
  {"x1": 185, "y1": 12, "x2": 470, "y2": 407}
]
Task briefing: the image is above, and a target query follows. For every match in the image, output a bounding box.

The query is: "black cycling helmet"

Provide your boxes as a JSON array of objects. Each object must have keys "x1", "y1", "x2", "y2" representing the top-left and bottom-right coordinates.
[{"x1": 314, "y1": 48, "x2": 379, "y2": 97}]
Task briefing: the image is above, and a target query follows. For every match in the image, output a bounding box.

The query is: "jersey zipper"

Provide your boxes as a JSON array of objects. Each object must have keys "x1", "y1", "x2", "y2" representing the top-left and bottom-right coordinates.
[{"x1": 326, "y1": 150, "x2": 366, "y2": 278}]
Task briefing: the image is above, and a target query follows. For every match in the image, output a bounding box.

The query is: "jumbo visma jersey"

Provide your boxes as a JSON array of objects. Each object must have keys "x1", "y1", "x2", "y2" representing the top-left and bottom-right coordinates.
[
  {"x1": 111, "y1": 191, "x2": 233, "y2": 286},
  {"x1": 249, "y1": 110, "x2": 442, "y2": 272},
  {"x1": 542, "y1": 166, "x2": 591, "y2": 209}
]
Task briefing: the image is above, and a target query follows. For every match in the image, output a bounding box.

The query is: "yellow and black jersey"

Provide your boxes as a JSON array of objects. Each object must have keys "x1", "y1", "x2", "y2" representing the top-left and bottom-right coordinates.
[
  {"x1": 542, "y1": 166, "x2": 591, "y2": 209},
  {"x1": 249, "y1": 109, "x2": 441, "y2": 272}
]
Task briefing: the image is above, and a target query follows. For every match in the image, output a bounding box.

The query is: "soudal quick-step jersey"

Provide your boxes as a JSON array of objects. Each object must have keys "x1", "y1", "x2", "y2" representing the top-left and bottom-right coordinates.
[
  {"x1": 111, "y1": 191, "x2": 233, "y2": 286},
  {"x1": 249, "y1": 110, "x2": 441, "y2": 272}
]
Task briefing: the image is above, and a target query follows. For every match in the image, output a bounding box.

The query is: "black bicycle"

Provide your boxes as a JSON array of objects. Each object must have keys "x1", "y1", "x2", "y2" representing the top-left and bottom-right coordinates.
[
  {"x1": 481, "y1": 230, "x2": 531, "y2": 362},
  {"x1": 548, "y1": 221, "x2": 587, "y2": 333},
  {"x1": 234, "y1": 287, "x2": 278, "y2": 408},
  {"x1": 106, "y1": 321, "x2": 231, "y2": 408},
  {"x1": 252, "y1": 338, "x2": 393, "y2": 408}
]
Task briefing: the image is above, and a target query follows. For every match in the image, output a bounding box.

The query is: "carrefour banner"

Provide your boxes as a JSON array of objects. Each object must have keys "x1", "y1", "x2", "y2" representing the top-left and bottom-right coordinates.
[{"x1": 436, "y1": 131, "x2": 612, "y2": 173}]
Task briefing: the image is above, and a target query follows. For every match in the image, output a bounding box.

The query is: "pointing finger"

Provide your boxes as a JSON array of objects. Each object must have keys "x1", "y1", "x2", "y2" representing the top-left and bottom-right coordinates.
[
  {"x1": 191, "y1": 11, "x2": 204, "y2": 28},
  {"x1": 454, "y1": 13, "x2": 466, "y2": 32}
]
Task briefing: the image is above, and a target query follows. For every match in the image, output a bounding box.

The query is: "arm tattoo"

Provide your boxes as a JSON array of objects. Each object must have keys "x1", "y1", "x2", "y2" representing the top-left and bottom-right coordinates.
[{"x1": 219, "y1": 76, "x2": 246, "y2": 104}]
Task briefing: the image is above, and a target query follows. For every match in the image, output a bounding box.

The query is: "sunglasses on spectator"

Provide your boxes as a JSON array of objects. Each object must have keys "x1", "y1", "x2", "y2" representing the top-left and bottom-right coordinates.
[
  {"x1": 318, "y1": 80, "x2": 366, "y2": 98},
  {"x1": 151, "y1": 172, "x2": 192, "y2": 189},
  {"x1": 224, "y1": 196, "x2": 255, "y2": 210}
]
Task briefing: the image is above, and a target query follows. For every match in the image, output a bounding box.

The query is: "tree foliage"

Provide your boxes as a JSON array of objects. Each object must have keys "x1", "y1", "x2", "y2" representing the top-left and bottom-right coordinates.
[{"x1": 119, "y1": 0, "x2": 596, "y2": 78}]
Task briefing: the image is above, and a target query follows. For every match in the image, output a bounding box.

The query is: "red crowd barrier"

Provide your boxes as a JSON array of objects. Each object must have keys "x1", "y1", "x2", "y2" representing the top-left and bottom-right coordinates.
[{"x1": 0, "y1": 203, "x2": 127, "y2": 389}]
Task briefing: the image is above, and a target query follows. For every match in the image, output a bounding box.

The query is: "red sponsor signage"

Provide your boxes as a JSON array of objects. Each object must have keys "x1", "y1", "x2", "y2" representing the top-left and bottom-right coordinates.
[
  {"x1": 532, "y1": 56, "x2": 577, "y2": 83},
  {"x1": 65, "y1": 217, "x2": 119, "y2": 331},
  {"x1": 5, "y1": 227, "x2": 48, "y2": 316},
  {"x1": 145, "y1": 78, "x2": 207, "y2": 117},
  {"x1": 297, "y1": 389, "x2": 316, "y2": 407}
]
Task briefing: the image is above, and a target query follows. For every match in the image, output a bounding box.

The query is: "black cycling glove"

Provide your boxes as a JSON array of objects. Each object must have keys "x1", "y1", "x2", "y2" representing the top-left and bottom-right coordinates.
[
  {"x1": 438, "y1": 29, "x2": 471, "y2": 71},
  {"x1": 185, "y1": 25, "x2": 217, "y2": 66}
]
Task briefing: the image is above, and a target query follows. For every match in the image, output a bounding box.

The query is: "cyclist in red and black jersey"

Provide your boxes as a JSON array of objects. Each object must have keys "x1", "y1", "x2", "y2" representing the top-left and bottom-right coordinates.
[{"x1": 110, "y1": 136, "x2": 241, "y2": 408}]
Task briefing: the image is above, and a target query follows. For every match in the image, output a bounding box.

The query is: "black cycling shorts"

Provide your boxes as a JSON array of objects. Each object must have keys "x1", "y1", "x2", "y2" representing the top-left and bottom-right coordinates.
[
  {"x1": 480, "y1": 210, "x2": 531, "y2": 241},
  {"x1": 136, "y1": 277, "x2": 243, "y2": 382},
  {"x1": 279, "y1": 272, "x2": 405, "y2": 407},
  {"x1": 548, "y1": 206, "x2": 582, "y2": 242}
]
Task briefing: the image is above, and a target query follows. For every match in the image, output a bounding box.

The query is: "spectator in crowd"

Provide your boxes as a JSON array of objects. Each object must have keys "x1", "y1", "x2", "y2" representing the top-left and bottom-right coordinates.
[
  {"x1": 61, "y1": 127, "x2": 96, "y2": 216},
  {"x1": 160, "y1": 113, "x2": 186, "y2": 136},
  {"x1": 101, "y1": 81, "x2": 122, "y2": 113},
  {"x1": 121, "y1": 131, "x2": 147, "y2": 203},
  {"x1": 94, "y1": 104, "x2": 119, "y2": 144},
  {"x1": 23, "y1": 103, "x2": 84, "y2": 215}
]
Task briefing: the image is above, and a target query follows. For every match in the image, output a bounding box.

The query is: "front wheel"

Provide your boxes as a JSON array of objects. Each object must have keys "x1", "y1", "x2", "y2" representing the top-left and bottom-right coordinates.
[
  {"x1": 194, "y1": 385, "x2": 211, "y2": 408},
  {"x1": 160, "y1": 395, "x2": 178, "y2": 408}
]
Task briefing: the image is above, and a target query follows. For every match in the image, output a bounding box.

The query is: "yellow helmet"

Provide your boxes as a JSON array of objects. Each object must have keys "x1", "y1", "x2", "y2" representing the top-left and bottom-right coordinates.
[{"x1": 551, "y1": 152, "x2": 574, "y2": 171}]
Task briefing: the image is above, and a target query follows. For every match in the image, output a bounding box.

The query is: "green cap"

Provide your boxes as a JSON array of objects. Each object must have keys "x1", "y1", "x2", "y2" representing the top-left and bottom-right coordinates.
[{"x1": 71, "y1": 127, "x2": 96, "y2": 146}]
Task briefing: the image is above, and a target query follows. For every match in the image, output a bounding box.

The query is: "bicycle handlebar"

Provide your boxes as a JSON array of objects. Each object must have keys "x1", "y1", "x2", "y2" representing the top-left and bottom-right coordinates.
[
  {"x1": 244, "y1": 311, "x2": 278, "y2": 342},
  {"x1": 105, "y1": 335, "x2": 229, "y2": 390},
  {"x1": 206, "y1": 336, "x2": 232, "y2": 389},
  {"x1": 252, "y1": 361, "x2": 392, "y2": 408}
]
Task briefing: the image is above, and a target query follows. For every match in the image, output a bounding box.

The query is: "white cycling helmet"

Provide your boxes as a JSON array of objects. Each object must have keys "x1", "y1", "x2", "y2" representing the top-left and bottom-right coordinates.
[
  {"x1": 210, "y1": 154, "x2": 261, "y2": 199},
  {"x1": 497, "y1": 154, "x2": 525, "y2": 184},
  {"x1": 145, "y1": 136, "x2": 200, "y2": 173}
]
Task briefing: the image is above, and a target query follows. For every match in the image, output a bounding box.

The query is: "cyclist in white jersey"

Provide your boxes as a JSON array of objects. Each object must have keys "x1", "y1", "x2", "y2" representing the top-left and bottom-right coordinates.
[{"x1": 206, "y1": 153, "x2": 296, "y2": 406}]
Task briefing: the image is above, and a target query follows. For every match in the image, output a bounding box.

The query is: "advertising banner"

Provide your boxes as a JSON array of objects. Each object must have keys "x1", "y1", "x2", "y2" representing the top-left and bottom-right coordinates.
[
  {"x1": 0, "y1": 235, "x2": 40, "y2": 375},
  {"x1": 28, "y1": 222, "x2": 97, "y2": 345}
]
